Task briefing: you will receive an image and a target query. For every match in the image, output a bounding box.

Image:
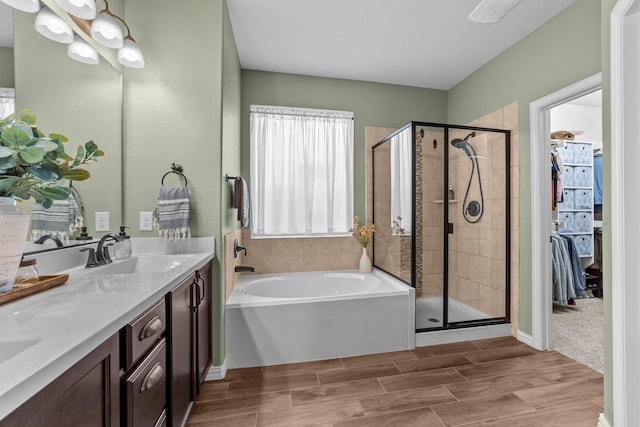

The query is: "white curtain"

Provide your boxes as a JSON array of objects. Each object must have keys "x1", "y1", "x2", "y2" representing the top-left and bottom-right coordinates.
[
  {"x1": 0, "y1": 88, "x2": 15, "y2": 120},
  {"x1": 390, "y1": 128, "x2": 413, "y2": 234},
  {"x1": 250, "y1": 105, "x2": 354, "y2": 236}
]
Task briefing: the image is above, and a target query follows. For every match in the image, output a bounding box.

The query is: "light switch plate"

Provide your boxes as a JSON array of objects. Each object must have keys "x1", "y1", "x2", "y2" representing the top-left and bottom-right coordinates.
[
  {"x1": 139, "y1": 211, "x2": 153, "y2": 231},
  {"x1": 95, "y1": 212, "x2": 110, "y2": 232}
]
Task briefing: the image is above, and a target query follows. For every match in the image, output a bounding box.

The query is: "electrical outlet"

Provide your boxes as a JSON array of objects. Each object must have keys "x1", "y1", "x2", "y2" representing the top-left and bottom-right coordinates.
[
  {"x1": 95, "y1": 212, "x2": 110, "y2": 232},
  {"x1": 139, "y1": 211, "x2": 153, "y2": 231}
]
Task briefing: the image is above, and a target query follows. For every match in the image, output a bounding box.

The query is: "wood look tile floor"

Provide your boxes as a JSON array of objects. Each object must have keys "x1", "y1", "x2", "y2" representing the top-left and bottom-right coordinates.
[{"x1": 187, "y1": 337, "x2": 604, "y2": 427}]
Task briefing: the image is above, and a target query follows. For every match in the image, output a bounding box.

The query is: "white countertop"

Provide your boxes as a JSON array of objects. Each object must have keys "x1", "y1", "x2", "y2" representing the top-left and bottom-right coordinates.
[{"x1": 0, "y1": 237, "x2": 215, "y2": 421}]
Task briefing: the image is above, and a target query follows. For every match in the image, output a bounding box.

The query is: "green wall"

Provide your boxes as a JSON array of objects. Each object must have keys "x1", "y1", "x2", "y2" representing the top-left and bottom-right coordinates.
[
  {"x1": 218, "y1": 0, "x2": 242, "y2": 363},
  {"x1": 0, "y1": 47, "x2": 14, "y2": 88},
  {"x1": 124, "y1": 0, "x2": 239, "y2": 365},
  {"x1": 447, "y1": 0, "x2": 602, "y2": 336},
  {"x1": 241, "y1": 71, "x2": 448, "y2": 219}
]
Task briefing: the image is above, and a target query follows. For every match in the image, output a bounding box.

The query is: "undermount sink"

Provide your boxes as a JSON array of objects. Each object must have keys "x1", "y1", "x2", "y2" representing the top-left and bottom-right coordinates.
[
  {"x1": 0, "y1": 339, "x2": 40, "y2": 364},
  {"x1": 85, "y1": 254, "x2": 196, "y2": 275}
]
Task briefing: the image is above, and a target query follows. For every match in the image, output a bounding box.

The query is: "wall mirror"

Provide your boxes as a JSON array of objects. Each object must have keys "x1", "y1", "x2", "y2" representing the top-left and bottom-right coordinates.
[{"x1": 0, "y1": 1, "x2": 124, "y2": 254}]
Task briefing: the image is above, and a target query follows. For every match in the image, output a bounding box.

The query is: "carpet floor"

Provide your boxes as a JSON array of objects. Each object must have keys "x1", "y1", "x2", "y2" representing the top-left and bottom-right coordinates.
[{"x1": 552, "y1": 297, "x2": 604, "y2": 373}]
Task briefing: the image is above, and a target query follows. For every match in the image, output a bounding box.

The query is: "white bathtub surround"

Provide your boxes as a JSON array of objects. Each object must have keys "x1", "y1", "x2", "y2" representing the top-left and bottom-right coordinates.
[
  {"x1": 226, "y1": 269, "x2": 414, "y2": 368},
  {"x1": 415, "y1": 297, "x2": 493, "y2": 329},
  {"x1": 416, "y1": 324, "x2": 512, "y2": 347}
]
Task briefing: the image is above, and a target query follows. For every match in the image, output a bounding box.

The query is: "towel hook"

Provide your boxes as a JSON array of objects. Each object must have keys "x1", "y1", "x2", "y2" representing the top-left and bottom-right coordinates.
[{"x1": 162, "y1": 163, "x2": 188, "y2": 186}]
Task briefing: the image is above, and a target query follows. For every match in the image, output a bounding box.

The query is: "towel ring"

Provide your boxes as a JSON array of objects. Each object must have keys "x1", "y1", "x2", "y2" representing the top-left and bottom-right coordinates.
[{"x1": 161, "y1": 163, "x2": 188, "y2": 186}]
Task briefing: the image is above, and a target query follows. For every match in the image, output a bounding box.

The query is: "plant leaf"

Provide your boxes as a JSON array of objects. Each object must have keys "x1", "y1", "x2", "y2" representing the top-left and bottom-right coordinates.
[
  {"x1": 0, "y1": 176, "x2": 21, "y2": 194},
  {"x1": 49, "y1": 133, "x2": 68, "y2": 142},
  {"x1": 72, "y1": 145, "x2": 85, "y2": 168},
  {"x1": 39, "y1": 185, "x2": 71, "y2": 200},
  {"x1": 34, "y1": 139, "x2": 58, "y2": 153},
  {"x1": 1, "y1": 127, "x2": 31, "y2": 146},
  {"x1": 63, "y1": 168, "x2": 90, "y2": 181},
  {"x1": 0, "y1": 146, "x2": 15, "y2": 158},
  {"x1": 18, "y1": 109, "x2": 36, "y2": 126},
  {"x1": 26, "y1": 165, "x2": 60, "y2": 182},
  {"x1": 19, "y1": 146, "x2": 45, "y2": 164}
]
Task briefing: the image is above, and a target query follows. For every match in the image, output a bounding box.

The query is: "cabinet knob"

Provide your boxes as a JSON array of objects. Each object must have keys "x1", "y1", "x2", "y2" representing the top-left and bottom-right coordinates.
[
  {"x1": 138, "y1": 316, "x2": 163, "y2": 341},
  {"x1": 140, "y1": 363, "x2": 164, "y2": 393}
]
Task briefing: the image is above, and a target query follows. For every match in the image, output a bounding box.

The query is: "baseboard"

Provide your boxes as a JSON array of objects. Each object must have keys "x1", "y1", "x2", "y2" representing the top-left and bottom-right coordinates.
[
  {"x1": 206, "y1": 359, "x2": 227, "y2": 380},
  {"x1": 516, "y1": 330, "x2": 534, "y2": 347},
  {"x1": 416, "y1": 324, "x2": 511, "y2": 347},
  {"x1": 597, "y1": 413, "x2": 612, "y2": 427}
]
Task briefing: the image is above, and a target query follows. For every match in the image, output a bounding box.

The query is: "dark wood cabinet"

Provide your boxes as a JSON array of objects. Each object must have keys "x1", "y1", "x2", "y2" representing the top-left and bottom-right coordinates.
[
  {"x1": 1, "y1": 261, "x2": 212, "y2": 427},
  {"x1": 167, "y1": 263, "x2": 212, "y2": 427},
  {"x1": 1, "y1": 333, "x2": 120, "y2": 427}
]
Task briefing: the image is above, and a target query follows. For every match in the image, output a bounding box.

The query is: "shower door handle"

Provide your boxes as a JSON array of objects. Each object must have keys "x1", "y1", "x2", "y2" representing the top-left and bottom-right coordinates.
[{"x1": 448, "y1": 223, "x2": 454, "y2": 234}]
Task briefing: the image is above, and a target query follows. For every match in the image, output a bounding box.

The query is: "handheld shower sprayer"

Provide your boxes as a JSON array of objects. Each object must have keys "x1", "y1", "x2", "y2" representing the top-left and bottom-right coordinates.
[{"x1": 450, "y1": 131, "x2": 484, "y2": 223}]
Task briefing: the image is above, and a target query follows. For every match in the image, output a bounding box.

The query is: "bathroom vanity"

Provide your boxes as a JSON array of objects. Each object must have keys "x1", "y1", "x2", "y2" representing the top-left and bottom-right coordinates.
[{"x1": 0, "y1": 237, "x2": 215, "y2": 427}]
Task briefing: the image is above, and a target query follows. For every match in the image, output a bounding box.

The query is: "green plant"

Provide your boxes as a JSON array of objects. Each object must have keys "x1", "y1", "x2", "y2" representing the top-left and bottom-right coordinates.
[{"x1": 0, "y1": 109, "x2": 104, "y2": 208}]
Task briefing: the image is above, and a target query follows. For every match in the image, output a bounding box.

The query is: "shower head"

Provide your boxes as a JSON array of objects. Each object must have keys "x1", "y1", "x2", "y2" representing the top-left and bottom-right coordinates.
[{"x1": 450, "y1": 132, "x2": 476, "y2": 156}]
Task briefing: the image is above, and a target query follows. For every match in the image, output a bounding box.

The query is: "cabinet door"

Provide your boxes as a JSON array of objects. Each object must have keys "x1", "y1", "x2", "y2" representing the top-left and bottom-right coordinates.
[
  {"x1": 167, "y1": 273, "x2": 195, "y2": 427},
  {"x1": 195, "y1": 263, "x2": 212, "y2": 394},
  {"x1": 1, "y1": 334, "x2": 120, "y2": 427}
]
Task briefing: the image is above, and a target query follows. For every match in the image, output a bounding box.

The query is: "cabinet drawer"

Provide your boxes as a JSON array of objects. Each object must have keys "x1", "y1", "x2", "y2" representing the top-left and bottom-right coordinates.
[
  {"x1": 124, "y1": 339, "x2": 167, "y2": 427},
  {"x1": 123, "y1": 299, "x2": 166, "y2": 370}
]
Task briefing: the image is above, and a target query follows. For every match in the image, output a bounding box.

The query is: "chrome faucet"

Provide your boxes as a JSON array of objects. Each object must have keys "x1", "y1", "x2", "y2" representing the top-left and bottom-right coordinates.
[
  {"x1": 96, "y1": 233, "x2": 122, "y2": 264},
  {"x1": 34, "y1": 234, "x2": 64, "y2": 248}
]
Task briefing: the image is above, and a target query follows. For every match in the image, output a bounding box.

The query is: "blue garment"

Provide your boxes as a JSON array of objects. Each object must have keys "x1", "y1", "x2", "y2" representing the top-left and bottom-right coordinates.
[{"x1": 594, "y1": 154, "x2": 603, "y2": 205}]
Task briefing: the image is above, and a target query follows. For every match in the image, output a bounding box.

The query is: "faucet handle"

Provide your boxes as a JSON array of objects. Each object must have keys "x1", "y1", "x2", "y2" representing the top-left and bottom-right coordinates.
[
  {"x1": 80, "y1": 248, "x2": 99, "y2": 268},
  {"x1": 101, "y1": 244, "x2": 113, "y2": 263}
]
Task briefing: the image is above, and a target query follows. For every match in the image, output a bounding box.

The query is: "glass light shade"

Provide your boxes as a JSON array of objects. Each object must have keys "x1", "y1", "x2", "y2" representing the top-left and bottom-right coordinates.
[
  {"x1": 90, "y1": 11, "x2": 123, "y2": 48},
  {"x1": 35, "y1": 7, "x2": 74, "y2": 44},
  {"x1": 55, "y1": 0, "x2": 96, "y2": 20},
  {"x1": 67, "y1": 35, "x2": 99, "y2": 65},
  {"x1": 118, "y1": 38, "x2": 144, "y2": 68},
  {"x1": 0, "y1": 0, "x2": 39, "y2": 13}
]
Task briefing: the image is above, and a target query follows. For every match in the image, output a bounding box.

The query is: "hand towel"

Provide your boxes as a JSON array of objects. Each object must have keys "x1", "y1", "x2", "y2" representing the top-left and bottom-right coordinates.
[
  {"x1": 30, "y1": 195, "x2": 81, "y2": 242},
  {"x1": 152, "y1": 185, "x2": 191, "y2": 239},
  {"x1": 233, "y1": 176, "x2": 250, "y2": 228}
]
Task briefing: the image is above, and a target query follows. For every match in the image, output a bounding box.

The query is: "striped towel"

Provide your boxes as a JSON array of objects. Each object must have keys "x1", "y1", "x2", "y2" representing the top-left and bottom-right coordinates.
[
  {"x1": 31, "y1": 196, "x2": 82, "y2": 242},
  {"x1": 152, "y1": 185, "x2": 191, "y2": 239}
]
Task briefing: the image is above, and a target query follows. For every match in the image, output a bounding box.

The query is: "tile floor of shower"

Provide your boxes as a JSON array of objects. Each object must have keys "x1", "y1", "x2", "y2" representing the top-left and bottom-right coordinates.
[{"x1": 416, "y1": 297, "x2": 491, "y2": 329}]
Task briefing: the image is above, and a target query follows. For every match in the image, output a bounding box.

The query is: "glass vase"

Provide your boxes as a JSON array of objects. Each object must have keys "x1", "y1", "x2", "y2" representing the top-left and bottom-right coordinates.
[{"x1": 0, "y1": 197, "x2": 30, "y2": 292}]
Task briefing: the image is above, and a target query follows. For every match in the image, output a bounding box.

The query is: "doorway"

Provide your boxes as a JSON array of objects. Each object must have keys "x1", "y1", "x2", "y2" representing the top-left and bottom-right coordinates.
[{"x1": 529, "y1": 72, "x2": 602, "y2": 353}]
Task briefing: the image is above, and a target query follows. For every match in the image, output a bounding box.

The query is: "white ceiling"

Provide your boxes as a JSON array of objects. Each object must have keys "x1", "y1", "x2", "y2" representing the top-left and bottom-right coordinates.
[
  {"x1": 226, "y1": 0, "x2": 576, "y2": 90},
  {"x1": 2, "y1": 1, "x2": 577, "y2": 90}
]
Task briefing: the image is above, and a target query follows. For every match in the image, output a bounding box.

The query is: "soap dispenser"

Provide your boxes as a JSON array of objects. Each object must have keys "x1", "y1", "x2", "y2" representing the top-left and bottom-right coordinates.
[{"x1": 114, "y1": 226, "x2": 132, "y2": 260}]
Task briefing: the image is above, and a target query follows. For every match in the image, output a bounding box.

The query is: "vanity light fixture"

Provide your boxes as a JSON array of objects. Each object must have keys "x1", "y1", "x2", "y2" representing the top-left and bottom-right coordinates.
[
  {"x1": 67, "y1": 34, "x2": 99, "y2": 64},
  {"x1": 116, "y1": 18, "x2": 144, "y2": 68},
  {"x1": 55, "y1": 0, "x2": 96, "y2": 20},
  {"x1": 89, "y1": 0, "x2": 123, "y2": 48},
  {"x1": 35, "y1": 6, "x2": 74, "y2": 44},
  {"x1": 0, "y1": 0, "x2": 39, "y2": 13},
  {"x1": 468, "y1": 0, "x2": 521, "y2": 23}
]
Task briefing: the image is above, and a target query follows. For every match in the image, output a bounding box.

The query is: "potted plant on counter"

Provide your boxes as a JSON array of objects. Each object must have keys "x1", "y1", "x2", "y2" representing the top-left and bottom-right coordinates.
[{"x1": 0, "y1": 109, "x2": 104, "y2": 292}]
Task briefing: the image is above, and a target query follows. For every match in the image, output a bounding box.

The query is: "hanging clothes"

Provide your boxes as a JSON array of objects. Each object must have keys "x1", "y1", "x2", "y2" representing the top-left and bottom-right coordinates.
[
  {"x1": 551, "y1": 150, "x2": 564, "y2": 210},
  {"x1": 551, "y1": 232, "x2": 588, "y2": 304}
]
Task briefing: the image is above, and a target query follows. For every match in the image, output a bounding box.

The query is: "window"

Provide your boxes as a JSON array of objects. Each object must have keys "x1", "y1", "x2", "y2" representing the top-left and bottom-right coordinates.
[{"x1": 250, "y1": 105, "x2": 354, "y2": 237}]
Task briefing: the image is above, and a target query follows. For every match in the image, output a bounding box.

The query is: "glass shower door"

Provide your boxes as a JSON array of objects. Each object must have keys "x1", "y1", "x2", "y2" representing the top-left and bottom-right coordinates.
[{"x1": 447, "y1": 129, "x2": 510, "y2": 326}]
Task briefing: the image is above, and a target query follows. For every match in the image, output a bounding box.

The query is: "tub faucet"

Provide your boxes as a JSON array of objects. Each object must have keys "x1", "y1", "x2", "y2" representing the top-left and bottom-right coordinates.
[
  {"x1": 235, "y1": 266, "x2": 255, "y2": 273},
  {"x1": 34, "y1": 234, "x2": 64, "y2": 248},
  {"x1": 234, "y1": 239, "x2": 247, "y2": 258},
  {"x1": 96, "y1": 233, "x2": 122, "y2": 264}
]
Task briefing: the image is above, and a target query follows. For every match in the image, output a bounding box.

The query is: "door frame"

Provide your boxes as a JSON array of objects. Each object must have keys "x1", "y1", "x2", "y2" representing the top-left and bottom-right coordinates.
[{"x1": 529, "y1": 72, "x2": 602, "y2": 351}]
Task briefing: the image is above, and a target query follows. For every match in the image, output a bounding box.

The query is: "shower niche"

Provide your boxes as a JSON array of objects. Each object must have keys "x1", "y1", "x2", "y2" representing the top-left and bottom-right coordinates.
[{"x1": 372, "y1": 122, "x2": 511, "y2": 332}]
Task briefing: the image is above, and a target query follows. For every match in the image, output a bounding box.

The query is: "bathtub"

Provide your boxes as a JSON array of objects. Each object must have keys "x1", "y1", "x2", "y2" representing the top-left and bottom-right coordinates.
[{"x1": 225, "y1": 269, "x2": 415, "y2": 368}]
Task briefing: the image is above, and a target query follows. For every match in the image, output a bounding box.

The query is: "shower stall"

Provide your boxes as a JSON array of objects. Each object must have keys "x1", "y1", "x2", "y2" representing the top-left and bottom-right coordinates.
[{"x1": 372, "y1": 122, "x2": 511, "y2": 333}]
